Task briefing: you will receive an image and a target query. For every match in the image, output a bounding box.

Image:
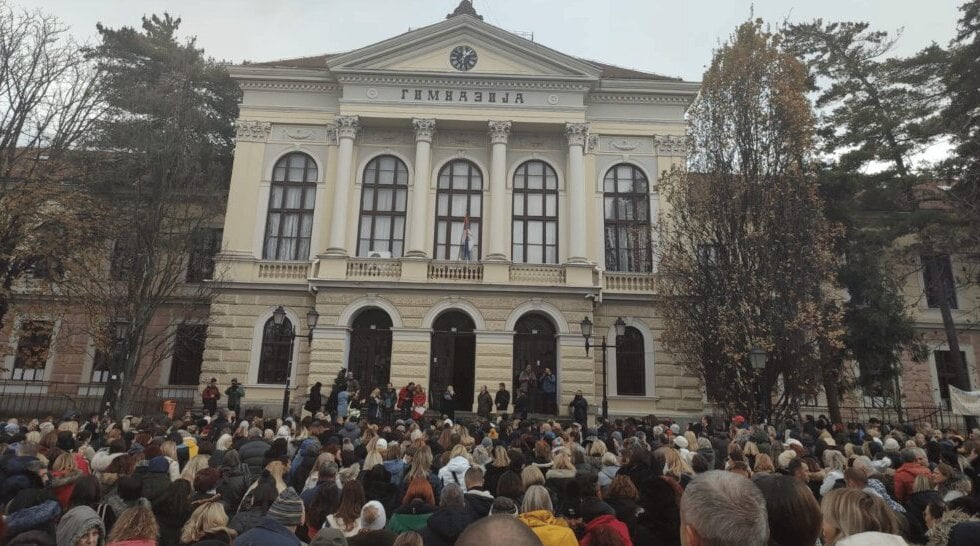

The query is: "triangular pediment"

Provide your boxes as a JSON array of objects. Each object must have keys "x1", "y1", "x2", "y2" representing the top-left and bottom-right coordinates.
[{"x1": 327, "y1": 15, "x2": 601, "y2": 81}]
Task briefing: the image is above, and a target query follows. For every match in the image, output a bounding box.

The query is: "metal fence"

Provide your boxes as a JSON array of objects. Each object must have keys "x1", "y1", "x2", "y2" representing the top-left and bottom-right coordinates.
[
  {"x1": 796, "y1": 403, "x2": 968, "y2": 431},
  {"x1": 0, "y1": 380, "x2": 198, "y2": 419}
]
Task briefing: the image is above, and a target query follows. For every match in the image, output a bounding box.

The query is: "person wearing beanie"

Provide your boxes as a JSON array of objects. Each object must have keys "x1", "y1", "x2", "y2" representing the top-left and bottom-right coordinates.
[
  {"x1": 234, "y1": 487, "x2": 304, "y2": 546},
  {"x1": 347, "y1": 501, "x2": 397, "y2": 546},
  {"x1": 57, "y1": 505, "x2": 105, "y2": 546},
  {"x1": 5, "y1": 489, "x2": 62, "y2": 542},
  {"x1": 578, "y1": 497, "x2": 632, "y2": 546},
  {"x1": 311, "y1": 527, "x2": 349, "y2": 546}
]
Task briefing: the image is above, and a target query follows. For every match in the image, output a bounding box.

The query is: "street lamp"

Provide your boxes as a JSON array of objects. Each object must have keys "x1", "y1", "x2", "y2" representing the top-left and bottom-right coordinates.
[
  {"x1": 749, "y1": 346, "x2": 767, "y2": 423},
  {"x1": 272, "y1": 305, "x2": 319, "y2": 420},
  {"x1": 101, "y1": 320, "x2": 132, "y2": 420},
  {"x1": 580, "y1": 316, "x2": 627, "y2": 420}
]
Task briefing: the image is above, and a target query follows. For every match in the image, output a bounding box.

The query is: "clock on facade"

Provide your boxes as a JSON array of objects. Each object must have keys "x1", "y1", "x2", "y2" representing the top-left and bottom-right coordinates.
[{"x1": 450, "y1": 45, "x2": 478, "y2": 71}]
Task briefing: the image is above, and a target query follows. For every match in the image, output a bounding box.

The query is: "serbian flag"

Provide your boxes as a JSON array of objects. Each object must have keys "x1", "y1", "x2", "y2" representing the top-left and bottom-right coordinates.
[{"x1": 459, "y1": 215, "x2": 472, "y2": 261}]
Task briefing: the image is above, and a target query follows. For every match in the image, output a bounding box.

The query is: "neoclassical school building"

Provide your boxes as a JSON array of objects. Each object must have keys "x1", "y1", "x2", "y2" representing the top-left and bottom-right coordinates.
[{"x1": 200, "y1": 2, "x2": 703, "y2": 419}]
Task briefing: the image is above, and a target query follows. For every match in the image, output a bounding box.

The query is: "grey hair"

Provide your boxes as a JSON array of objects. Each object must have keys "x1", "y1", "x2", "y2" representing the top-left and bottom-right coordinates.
[
  {"x1": 521, "y1": 484, "x2": 553, "y2": 513},
  {"x1": 248, "y1": 427, "x2": 262, "y2": 439},
  {"x1": 680, "y1": 470, "x2": 769, "y2": 546},
  {"x1": 900, "y1": 448, "x2": 917, "y2": 464},
  {"x1": 441, "y1": 483, "x2": 465, "y2": 509}
]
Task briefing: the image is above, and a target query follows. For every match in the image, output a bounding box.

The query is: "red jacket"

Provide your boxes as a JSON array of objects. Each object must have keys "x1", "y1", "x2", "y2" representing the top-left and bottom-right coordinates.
[
  {"x1": 893, "y1": 462, "x2": 931, "y2": 503},
  {"x1": 580, "y1": 514, "x2": 633, "y2": 546}
]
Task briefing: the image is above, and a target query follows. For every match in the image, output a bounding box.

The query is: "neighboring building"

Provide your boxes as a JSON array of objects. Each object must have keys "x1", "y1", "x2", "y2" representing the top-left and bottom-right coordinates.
[{"x1": 202, "y1": 2, "x2": 702, "y2": 419}]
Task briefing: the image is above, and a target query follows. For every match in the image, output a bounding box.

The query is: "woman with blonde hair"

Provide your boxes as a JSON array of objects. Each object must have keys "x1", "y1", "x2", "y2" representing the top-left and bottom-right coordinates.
[
  {"x1": 107, "y1": 500, "x2": 158, "y2": 546},
  {"x1": 585, "y1": 440, "x2": 607, "y2": 471},
  {"x1": 484, "y1": 446, "x2": 511, "y2": 495},
  {"x1": 517, "y1": 485, "x2": 577, "y2": 546},
  {"x1": 820, "y1": 450, "x2": 848, "y2": 497},
  {"x1": 180, "y1": 500, "x2": 236, "y2": 544},
  {"x1": 160, "y1": 441, "x2": 181, "y2": 481},
  {"x1": 521, "y1": 465, "x2": 545, "y2": 490},
  {"x1": 50, "y1": 451, "x2": 83, "y2": 509},
  {"x1": 545, "y1": 450, "x2": 575, "y2": 481},
  {"x1": 753, "y1": 453, "x2": 776, "y2": 474},
  {"x1": 660, "y1": 446, "x2": 694, "y2": 485},
  {"x1": 180, "y1": 455, "x2": 210, "y2": 483},
  {"x1": 820, "y1": 488, "x2": 905, "y2": 545}
]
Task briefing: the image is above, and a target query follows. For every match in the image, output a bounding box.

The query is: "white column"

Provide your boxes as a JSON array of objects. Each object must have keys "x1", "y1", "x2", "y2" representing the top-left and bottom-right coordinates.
[
  {"x1": 486, "y1": 120, "x2": 512, "y2": 261},
  {"x1": 406, "y1": 118, "x2": 435, "y2": 257},
  {"x1": 566, "y1": 122, "x2": 590, "y2": 264},
  {"x1": 325, "y1": 115, "x2": 359, "y2": 256}
]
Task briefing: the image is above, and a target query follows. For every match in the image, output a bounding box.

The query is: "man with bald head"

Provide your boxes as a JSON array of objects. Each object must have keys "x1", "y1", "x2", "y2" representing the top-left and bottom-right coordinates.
[
  {"x1": 680, "y1": 470, "x2": 769, "y2": 546},
  {"x1": 456, "y1": 514, "x2": 543, "y2": 546}
]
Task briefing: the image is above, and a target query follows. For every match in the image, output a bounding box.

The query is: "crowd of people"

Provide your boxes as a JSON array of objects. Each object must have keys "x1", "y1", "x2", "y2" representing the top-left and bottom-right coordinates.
[{"x1": 0, "y1": 378, "x2": 979, "y2": 546}]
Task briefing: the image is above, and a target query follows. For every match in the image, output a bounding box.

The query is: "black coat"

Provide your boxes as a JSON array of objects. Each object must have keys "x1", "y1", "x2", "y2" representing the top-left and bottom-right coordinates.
[
  {"x1": 238, "y1": 440, "x2": 270, "y2": 475},
  {"x1": 419, "y1": 507, "x2": 476, "y2": 546},
  {"x1": 906, "y1": 489, "x2": 942, "y2": 543},
  {"x1": 477, "y1": 392, "x2": 493, "y2": 418},
  {"x1": 305, "y1": 384, "x2": 322, "y2": 413},
  {"x1": 494, "y1": 389, "x2": 510, "y2": 411}
]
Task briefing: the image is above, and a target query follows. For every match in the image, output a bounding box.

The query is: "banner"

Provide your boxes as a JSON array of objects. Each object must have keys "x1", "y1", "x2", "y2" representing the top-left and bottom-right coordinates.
[{"x1": 949, "y1": 386, "x2": 980, "y2": 416}]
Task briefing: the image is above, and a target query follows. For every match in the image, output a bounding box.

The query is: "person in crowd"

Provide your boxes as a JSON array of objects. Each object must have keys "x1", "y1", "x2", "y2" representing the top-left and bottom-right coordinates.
[
  {"x1": 305, "y1": 382, "x2": 324, "y2": 417},
  {"x1": 539, "y1": 369, "x2": 557, "y2": 416},
  {"x1": 567, "y1": 391, "x2": 588, "y2": 428},
  {"x1": 231, "y1": 475, "x2": 281, "y2": 536},
  {"x1": 179, "y1": 500, "x2": 235, "y2": 544},
  {"x1": 597, "y1": 452, "x2": 620, "y2": 493},
  {"x1": 753, "y1": 473, "x2": 822, "y2": 546},
  {"x1": 419, "y1": 484, "x2": 475, "y2": 546},
  {"x1": 456, "y1": 515, "x2": 545, "y2": 546},
  {"x1": 906, "y1": 474, "x2": 942, "y2": 543},
  {"x1": 679, "y1": 470, "x2": 768, "y2": 546},
  {"x1": 225, "y1": 379, "x2": 245, "y2": 417},
  {"x1": 202, "y1": 379, "x2": 221, "y2": 417},
  {"x1": 442, "y1": 386, "x2": 456, "y2": 421},
  {"x1": 347, "y1": 501, "x2": 397, "y2": 546},
  {"x1": 578, "y1": 496, "x2": 632, "y2": 546},
  {"x1": 462, "y1": 467, "x2": 494, "y2": 519},
  {"x1": 516, "y1": 485, "x2": 576, "y2": 546},
  {"x1": 153, "y1": 480, "x2": 192, "y2": 546},
  {"x1": 387, "y1": 478, "x2": 437, "y2": 533},
  {"x1": 381, "y1": 383, "x2": 398, "y2": 426},
  {"x1": 494, "y1": 383, "x2": 510, "y2": 417},
  {"x1": 235, "y1": 487, "x2": 306, "y2": 546},
  {"x1": 328, "y1": 480, "x2": 366, "y2": 537},
  {"x1": 820, "y1": 488, "x2": 906, "y2": 545},
  {"x1": 58, "y1": 505, "x2": 106, "y2": 546},
  {"x1": 477, "y1": 386, "x2": 493, "y2": 420},
  {"x1": 106, "y1": 501, "x2": 158, "y2": 546},
  {"x1": 894, "y1": 448, "x2": 932, "y2": 504}
]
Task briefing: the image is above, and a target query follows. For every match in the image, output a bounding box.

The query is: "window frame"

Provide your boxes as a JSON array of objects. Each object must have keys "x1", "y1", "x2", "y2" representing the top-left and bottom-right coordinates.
[
  {"x1": 262, "y1": 153, "x2": 318, "y2": 261},
  {"x1": 12, "y1": 320, "x2": 54, "y2": 381},
  {"x1": 922, "y1": 254, "x2": 958, "y2": 309},
  {"x1": 356, "y1": 155, "x2": 410, "y2": 258},
  {"x1": 602, "y1": 164, "x2": 653, "y2": 273},
  {"x1": 169, "y1": 323, "x2": 208, "y2": 386},
  {"x1": 615, "y1": 326, "x2": 646, "y2": 396},
  {"x1": 511, "y1": 160, "x2": 559, "y2": 264},
  {"x1": 187, "y1": 228, "x2": 223, "y2": 283},
  {"x1": 257, "y1": 317, "x2": 294, "y2": 385},
  {"x1": 433, "y1": 160, "x2": 483, "y2": 261}
]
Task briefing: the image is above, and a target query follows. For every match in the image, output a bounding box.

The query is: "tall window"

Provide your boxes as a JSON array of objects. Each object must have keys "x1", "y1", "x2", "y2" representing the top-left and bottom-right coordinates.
[
  {"x1": 434, "y1": 160, "x2": 483, "y2": 260},
  {"x1": 257, "y1": 317, "x2": 293, "y2": 384},
  {"x1": 512, "y1": 161, "x2": 559, "y2": 264},
  {"x1": 169, "y1": 324, "x2": 207, "y2": 385},
  {"x1": 603, "y1": 164, "x2": 652, "y2": 272},
  {"x1": 357, "y1": 155, "x2": 409, "y2": 257},
  {"x1": 187, "y1": 228, "x2": 223, "y2": 283},
  {"x1": 922, "y1": 255, "x2": 958, "y2": 309},
  {"x1": 13, "y1": 320, "x2": 54, "y2": 381},
  {"x1": 615, "y1": 326, "x2": 646, "y2": 396},
  {"x1": 934, "y1": 350, "x2": 969, "y2": 409},
  {"x1": 263, "y1": 153, "x2": 318, "y2": 261}
]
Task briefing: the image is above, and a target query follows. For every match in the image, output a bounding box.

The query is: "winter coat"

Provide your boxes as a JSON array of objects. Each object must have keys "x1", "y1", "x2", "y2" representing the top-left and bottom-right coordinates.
[
  {"x1": 136, "y1": 470, "x2": 171, "y2": 503},
  {"x1": 5, "y1": 499, "x2": 61, "y2": 538},
  {"x1": 495, "y1": 389, "x2": 510, "y2": 411},
  {"x1": 463, "y1": 489, "x2": 495, "y2": 519},
  {"x1": 238, "y1": 440, "x2": 270, "y2": 475},
  {"x1": 837, "y1": 531, "x2": 908, "y2": 545},
  {"x1": 597, "y1": 464, "x2": 620, "y2": 490},
  {"x1": 383, "y1": 459, "x2": 405, "y2": 487},
  {"x1": 348, "y1": 529, "x2": 399, "y2": 546},
  {"x1": 906, "y1": 489, "x2": 942, "y2": 543},
  {"x1": 517, "y1": 510, "x2": 577, "y2": 546},
  {"x1": 477, "y1": 391, "x2": 493, "y2": 418},
  {"x1": 305, "y1": 384, "x2": 323, "y2": 413},
  {"x1": 540, "y1": 374, "x2": 557, "y2": 394},
  {"x1": 604, "y1": 496, "x2": 639, "y2": 533},
  {"x1": 326, "y1": 514, "x2": 362, "y2": 537},
  {"x1": 387, "y1": 501, "x2": 435, "y2": 533},
  {"x1": 569, "y1": 396, "x2": 588, "y2": 425},
  {"x1": 484, "y1": 464, "x2": 508, "y2": 496},
  {"x1": 926, "y1": 509, "x2": 980, "y2": 546},
  {"x1": 337, "y1": 391, "x2": 350, "y2": 417},
  {"x1": 234, "y1": 517, "x2": 302, "y2": 546},
  {"x1": 57, "y1": 506, "x2": 105, "y2": 546},
  {"x1": 289, "y1": 438, "x2": 321, "y2": 490},
  {"x1": 229, "y1": 508, "x2": 266, "y2": 536},
  {"x1": 48, "y1": 469, "x2": 83, "y2": 509},
  {"x1": 437, "y1": 456, "x2": 471, "y2": 492},
  {"x1": 217, "y1": 468, "x2": 248, "y2": 516},
  {"x1": 949, "y1": 521, "x2": 980, "y2": 546},
  {"x1": 418, "y1": 507, "x2": 476, "y2": 546},
  {"x1": 893, "y1": 463, "x2": 931, "y2": 503},
  {"x1": 580, "y1": 514, "x2": 633, "y2": 546}
]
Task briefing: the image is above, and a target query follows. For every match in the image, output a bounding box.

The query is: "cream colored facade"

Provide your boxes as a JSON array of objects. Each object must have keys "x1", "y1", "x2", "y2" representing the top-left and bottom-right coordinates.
[{"x1": 201, "y1": 8, "x2": 704, "y2": 419}]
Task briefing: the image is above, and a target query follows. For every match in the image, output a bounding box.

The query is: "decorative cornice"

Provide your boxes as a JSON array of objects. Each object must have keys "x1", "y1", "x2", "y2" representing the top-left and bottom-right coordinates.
[
  {"x1": 653, "y1": 134, "x2": 690, "y2": 156},
  {"x1": 589, "y1": 93, "x2": 692, "y2": 105},
  {"x1": 238, "y1": 80, "x2": 339, "y2": 93},
  {"x1": 236, "y1": 120, "x2": 272, "y2": 142},
  {"x1": 334, "y1": 73, "x2": 593, "y2": 92},
  {"x1": 488, "y1": 120, "x2": 512, "y2": 145},
  {"x1": 412, "y1": 118, "x2": 436, "y2": 143},
  {"x1": 565, "y1": 122, "x2": 590, "y2": 147},
  {"x1": 336, "y1": 115, "x2": 360, "y2": 140}
]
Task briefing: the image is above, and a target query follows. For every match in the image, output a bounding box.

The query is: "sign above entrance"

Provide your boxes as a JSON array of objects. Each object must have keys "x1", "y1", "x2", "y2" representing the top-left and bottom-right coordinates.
[{"x1": 400, "y1": 88, "x2": 526, "y2": 104}]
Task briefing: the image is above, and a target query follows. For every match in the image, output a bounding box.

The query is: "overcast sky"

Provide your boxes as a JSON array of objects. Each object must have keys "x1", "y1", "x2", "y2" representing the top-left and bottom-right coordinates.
[{"x1": 14, "y1": 0, "x2": 966, "y2": 82}]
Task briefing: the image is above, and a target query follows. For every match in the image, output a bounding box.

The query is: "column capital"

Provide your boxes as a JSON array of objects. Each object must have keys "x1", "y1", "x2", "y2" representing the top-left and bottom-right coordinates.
[
  {"x1": 412, "y1": 118, "x2": 436, "y2": 143},
  {"x1": 565, "y1": 122, "x2": 590, "y2": 147},
  {"x1": 488, "y1": 120, "x2": 512, "y2": 145},
  {"x1": 336, "y1": 115, "x2": 360, "y2": 140}
]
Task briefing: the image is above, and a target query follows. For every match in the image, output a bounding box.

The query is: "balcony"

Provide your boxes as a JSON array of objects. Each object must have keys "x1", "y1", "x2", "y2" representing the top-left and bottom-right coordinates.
[{"x1": 223, "y1": 255, "x2": 657, "y2": 294}]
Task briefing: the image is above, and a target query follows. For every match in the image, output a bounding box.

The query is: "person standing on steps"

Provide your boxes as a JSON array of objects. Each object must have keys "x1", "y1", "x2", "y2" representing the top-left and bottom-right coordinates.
[
  {"x1": 225, "y1": 378, "x2": 245, "y2": 418},
  {"x1": 202, "y1": 378, "x2": 221, "y2": 417},
  {"x1": 495, "y1": 383, "x2": 510, "y2": 419},
  {"x1": 477, "y1": 385, "x2": 493, "y2": 420},
  {"x1": 442, "y1": 385, "x2": 456, "y2": 421},
  {"x1": 568, "y1": 390, "x2": 589, "y2": 428},
  {"x1": 303, "y1": 382, "x2": 322, "y2": 418},
  {"x1": 382, "y1": 382, "x2": 397, "y2": 426},
  {"x1": 540, "y1": 368, "x2": 557, "y2": 415}
]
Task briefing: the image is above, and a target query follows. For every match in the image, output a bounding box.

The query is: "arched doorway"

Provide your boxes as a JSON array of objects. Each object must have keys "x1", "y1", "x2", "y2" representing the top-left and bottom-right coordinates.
[
  {"x1": 430, "y1": 310, "x2": 476, "y2": 412},
  {"x1": 513, "y1": 313, "x2": 557, "y2": 414},
  {"x1": 347, "y1": 309, "x2": 393, "y2": 397}
]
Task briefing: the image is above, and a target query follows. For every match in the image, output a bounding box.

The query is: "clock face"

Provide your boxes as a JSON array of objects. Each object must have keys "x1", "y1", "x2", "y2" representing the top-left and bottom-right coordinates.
[{"x1": 450, "y1": 45, "x2": 478, "y2": 71}]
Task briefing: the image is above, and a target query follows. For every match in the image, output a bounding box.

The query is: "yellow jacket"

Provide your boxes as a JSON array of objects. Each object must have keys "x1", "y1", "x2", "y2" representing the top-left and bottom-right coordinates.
[{"x1": 517, "y1": 510, "x2": 578, "y2": 546}]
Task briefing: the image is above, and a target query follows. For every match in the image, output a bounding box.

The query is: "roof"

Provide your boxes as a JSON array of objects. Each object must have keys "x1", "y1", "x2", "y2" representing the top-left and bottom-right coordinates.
[{"x1": 246, "y1": 53, "x2": 679, "y2": 81}]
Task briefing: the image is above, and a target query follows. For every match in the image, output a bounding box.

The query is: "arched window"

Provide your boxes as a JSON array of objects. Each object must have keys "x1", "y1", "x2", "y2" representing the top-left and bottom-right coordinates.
[
  {"x1": 347, "y1": 308, "x2": 393, "y2": 396},
  {"x1": 615, "y1": 326, "x2": 646, "y2": 396},
  {"x1": 434, "y1": 160, "x2": 482, "y2": 260},
  {"x1": 512, "y1": 161, "x2": 559, "y2": 264},
  {"x1": 357, "y1": 155, "x2": 409, "y2": 257},
  {"x1": 257, "y1": 317, "x2": 293, "y2": 384},
  {"x1": 263, "y1": 153, "x2": 318, "y2": 261},
  {"x1": 603, "y1": 164, "x2": 652, "y2": 272}
]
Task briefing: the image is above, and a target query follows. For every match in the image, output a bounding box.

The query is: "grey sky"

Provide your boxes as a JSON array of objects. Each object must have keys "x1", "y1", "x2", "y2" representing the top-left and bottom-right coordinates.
[{"x1": 14, "y1": 0, "x2": 965, "y2": 82}]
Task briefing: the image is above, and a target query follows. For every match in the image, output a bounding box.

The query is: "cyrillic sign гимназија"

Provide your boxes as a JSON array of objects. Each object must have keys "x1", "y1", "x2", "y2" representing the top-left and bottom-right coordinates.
[{"x1": 400, "y1": 89, "x2": 526, "y2": 104}]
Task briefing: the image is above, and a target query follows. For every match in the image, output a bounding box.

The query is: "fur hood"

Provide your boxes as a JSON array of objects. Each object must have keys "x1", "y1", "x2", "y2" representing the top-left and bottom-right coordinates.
[
  {"x1": 48, "y1": 469, "x2": 83, "y2": 489},
  {"x1": 927, "y1": 509, "x2": 980, "y2": 546}
]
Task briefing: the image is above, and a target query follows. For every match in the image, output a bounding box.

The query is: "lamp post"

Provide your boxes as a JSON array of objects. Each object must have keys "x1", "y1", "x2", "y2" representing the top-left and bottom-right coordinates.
[
  {"x1": 749, "y1": 346, "x2": 767, "y2": 424},
  {"x1": 101, "y1": 320, "x2": 132, "y2": 420},
  {"x1": 580, "y1": 316, "x2": 626, "y2": 420},
  {"x1": 272, "y1": 305, "x2": 319, "y2": 420}
]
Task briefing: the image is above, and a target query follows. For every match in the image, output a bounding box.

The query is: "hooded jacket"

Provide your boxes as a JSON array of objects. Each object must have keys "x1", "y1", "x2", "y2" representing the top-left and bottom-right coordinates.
[
  {"x1": 437, "y1": 456, "x2": 471, "y2": 492},
  {"x1": 516, "y1": 510, "x2": 578, "y2": 546},
  {"x1": 418, "y1": 507, "x2": 476, "y2": 546},
  {"x1": 234, "y1": 516, "x2": 303, "y2": 546},
  {"x1": 386, "y1": 500, "x2": 435, "y2": 533},
  {"x1": 239, "y1": 439, "x2": 271, "y2": 475},
  {"x1": 893, "y1": 463, "x2": 931, "y2": 503},
  {"x1": 57, "y1": 506, "x2": 106, "y2": 546},
  {"x1": 463, "y1": 488, "x2": 494, "y2": 519},
  {"x1": 5, "y1": 499, "x2": 61, "y2": 538},
  {"x1": 48, "y1": 469, "x2": 83, "y2": 509},
  {"x1": 580, "y1": 514, "x2": 633, "y2": 546}
]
